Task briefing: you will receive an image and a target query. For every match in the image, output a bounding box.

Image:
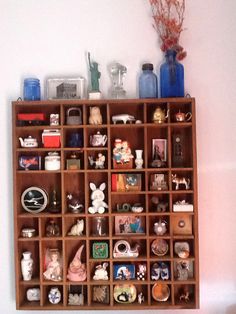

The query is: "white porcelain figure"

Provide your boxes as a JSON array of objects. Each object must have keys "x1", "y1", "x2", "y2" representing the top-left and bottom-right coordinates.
[
  {"x1": 135, "y1": 150, "x2": 143, "y2": 169},
  {"x1": 21, "y1": 251, "x2": 33, "y2": 281}
]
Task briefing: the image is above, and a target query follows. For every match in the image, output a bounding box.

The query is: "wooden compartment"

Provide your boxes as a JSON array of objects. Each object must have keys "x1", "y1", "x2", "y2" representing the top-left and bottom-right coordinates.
[{"x1": 13, "y1": 98, "x2": 199, "y2": 310}]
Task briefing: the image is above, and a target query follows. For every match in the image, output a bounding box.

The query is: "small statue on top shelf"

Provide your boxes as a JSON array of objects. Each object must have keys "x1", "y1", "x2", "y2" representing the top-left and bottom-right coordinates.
[{"x1": 88, "y1": 52, "x2": 101, "y2": 99}]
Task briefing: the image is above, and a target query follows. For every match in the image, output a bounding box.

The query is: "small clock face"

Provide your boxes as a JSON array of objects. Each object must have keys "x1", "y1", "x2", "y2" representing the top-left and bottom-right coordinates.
[{"x1": 21, "y1": 187, "x2": 48, "y2": 213}]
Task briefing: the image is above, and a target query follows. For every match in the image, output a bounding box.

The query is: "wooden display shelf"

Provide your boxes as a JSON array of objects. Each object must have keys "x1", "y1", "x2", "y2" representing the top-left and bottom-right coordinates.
[{"x1": 12, "y1": 98, "x2": 199, "y2": 310}]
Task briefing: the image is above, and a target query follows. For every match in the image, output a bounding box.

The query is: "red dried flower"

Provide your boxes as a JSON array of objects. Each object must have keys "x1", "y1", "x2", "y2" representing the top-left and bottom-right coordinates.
[{"x1": 149, "y1": 0, "x2": 187, "y2": 59}]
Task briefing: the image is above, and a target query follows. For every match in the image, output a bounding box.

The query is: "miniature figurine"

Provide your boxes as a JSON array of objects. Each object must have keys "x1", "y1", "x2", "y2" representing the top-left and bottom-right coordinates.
[
  {"x1": 138, "y1": 292, "x2": 145, "y2": 304},
  {"x1": 136, "y1": 264, "x2": 146, "y2": 281},
  {"x1": 89, "y1": 106, "x2": 103, "y2": 125},
  {"x1": 172, "y1": 174, "x2": 190, "y2": 190},
  {"x1": 88, "y1": 52, "x2": 101, "y2": 99},
  {"x1": 154, "y1": 219, "x2": 167, "y2": 235},
  {"x1": 151, "y1": 196, "x2": 168, "y2": 212},
  {"x1": 43, "y1": 249, "x2": 62, "y2": 281},
  {"x1": 67, "y1": 219, "x2": 84, "y2": 236},
  {"x1": 176, "y1": 261, "x2": 189, "y2": 280},
  {"x1": 113, "y1": 139, "x2": 133, "y2": 167},
  {"x1": 67, "y1": 193, "x2": 84, "y2": 213},
  {"x1": 88, "y1": 182, "x2": 108, "y2": 214},
  {"x1": 46, "y1": 220, "x2": 60, "y2": 237},
  {"x1": 93, "y1": 262, "x2": 109, "y2": 280},
  {"x1": 67, "y1": 245, "x2": 87, "y2": 281},
  {"x1": 179, "y1": 286, "x2": 190, "y2": 303},
  {"x1": 152, "y1": 107, "x2": 169, "y2": 124},
  {"x1": 88, "y1": 153, "x2": 105, "y2": 169},
  {"x1": 112, "y1": 114, "x2": 136, "y2": 124}
]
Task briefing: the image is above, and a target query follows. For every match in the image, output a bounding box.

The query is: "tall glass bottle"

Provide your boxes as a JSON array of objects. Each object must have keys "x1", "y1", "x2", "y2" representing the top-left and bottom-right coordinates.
[
  {"x1": 139, "y1": 63, "x2": 158, "y2": 98},
  {"x1": 160, "y1": 50, "x2": 184, "y2": 98}
]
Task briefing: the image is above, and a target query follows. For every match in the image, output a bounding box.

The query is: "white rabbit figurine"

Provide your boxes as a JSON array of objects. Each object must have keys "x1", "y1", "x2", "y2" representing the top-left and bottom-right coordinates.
[{"x1": 88, "y1": 182, "x2": 108, "y2": 214}]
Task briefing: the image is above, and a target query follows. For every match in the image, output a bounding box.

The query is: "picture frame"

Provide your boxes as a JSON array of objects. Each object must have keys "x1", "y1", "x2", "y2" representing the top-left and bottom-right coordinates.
[
  {"x1": 152, "y1": 139, "x2": 167, "y2": 162},
  {"x1": 114, "y1": 216, "x2": 145, "y2": 234},
  {"x1": 113, "y1": 264, "x2": 136, "y2": 280},
  {"x1": 46, "y1": 78, "x2": 86, "y2": 100}
]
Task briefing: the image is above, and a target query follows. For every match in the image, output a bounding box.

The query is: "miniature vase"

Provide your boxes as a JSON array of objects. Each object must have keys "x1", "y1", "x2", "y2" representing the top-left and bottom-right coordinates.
[
  {"x1": 160, "y1": 49, "x2": 184, "y2": 97},
  {"x1": 135, "y1": 150, "x2": 143, "y2": 169},
  {"x1": 21, "y1": 251, "x2": 33, "y2": 281}
]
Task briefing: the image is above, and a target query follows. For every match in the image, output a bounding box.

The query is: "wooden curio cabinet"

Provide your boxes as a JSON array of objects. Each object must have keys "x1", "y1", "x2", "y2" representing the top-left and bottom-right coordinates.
[{"x1": 12, "y1": 98, "x2": 199, "y2": 310}]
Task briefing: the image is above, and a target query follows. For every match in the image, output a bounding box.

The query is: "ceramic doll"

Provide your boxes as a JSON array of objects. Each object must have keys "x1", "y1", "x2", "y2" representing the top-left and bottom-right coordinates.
[{"x1": 43, "y1": 249, "x2": 62, "y2": 281}]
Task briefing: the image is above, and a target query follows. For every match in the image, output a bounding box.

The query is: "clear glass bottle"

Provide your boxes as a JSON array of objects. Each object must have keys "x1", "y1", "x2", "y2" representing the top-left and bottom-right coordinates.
[
  {"x1": 139, "y1": 63, "x2": 158, "y2": 98},
  {"x1": 23, "y1": 78, "x2": 41, "y2": 101}
]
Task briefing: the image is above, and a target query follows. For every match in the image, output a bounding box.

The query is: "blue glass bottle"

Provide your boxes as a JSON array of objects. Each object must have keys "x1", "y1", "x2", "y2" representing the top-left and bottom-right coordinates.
[
  {"x1": 139, "y1": 63, "x2": 158, "y2": 98},
  {"x1": 160, "y1": 50, "x2": 184, "y2": 98},
  {"x1": 23, "y1": 78, "x2": 41, "y2": 101}
]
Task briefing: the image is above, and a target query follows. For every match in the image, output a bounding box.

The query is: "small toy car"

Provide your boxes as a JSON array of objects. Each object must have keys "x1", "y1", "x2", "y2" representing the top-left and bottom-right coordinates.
[{"x1": 112, "y1": 114, "x2": 135, "y2": 124}]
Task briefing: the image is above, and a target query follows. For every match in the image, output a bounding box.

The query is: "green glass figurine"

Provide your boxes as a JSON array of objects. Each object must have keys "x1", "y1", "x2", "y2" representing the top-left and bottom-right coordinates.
[{"x1": 88, "y1": 52, "x2": 101, "y2": 99}]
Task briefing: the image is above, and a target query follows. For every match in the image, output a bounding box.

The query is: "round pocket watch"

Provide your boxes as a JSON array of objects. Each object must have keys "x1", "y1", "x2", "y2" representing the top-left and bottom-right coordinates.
[{"x1": 21, "y1": 186, "x2": 48, "y2": 213}]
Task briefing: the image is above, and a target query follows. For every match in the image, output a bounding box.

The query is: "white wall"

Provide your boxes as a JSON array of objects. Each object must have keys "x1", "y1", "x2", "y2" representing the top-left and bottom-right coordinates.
[{"x1": 0, "y1": 0, "x2": 236, "y2": 313}]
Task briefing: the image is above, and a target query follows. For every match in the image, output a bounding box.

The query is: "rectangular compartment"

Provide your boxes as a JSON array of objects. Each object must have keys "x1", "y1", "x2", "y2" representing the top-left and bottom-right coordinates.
[
  {"x1": 111, "y1": 194, "x2": 146, "y2": 214},
  {"x1": 64, "y1": 216, "x2": 86, "y2": 237},
  {"x1": 18, "y1": 284, "x2": 41, "y2": 308},
  {"x1": 171, "y1": 127, "x2": 193, "y2": 168},
  {"x1": 112, "y1": 214, "x2": 146, "y2": 236},
  {"x1": 112, "y1": 238, "x2": 147, "y2": 260},
  {"x1": 109, "y1": 102, "x2": 144, "y2": 124},
  {"x1": 88, "y1": 216, "x2": 109, "y2": 237},
  {"x1": 86, "y1": 104, "x2": 107, "y2": 125},
  {"x1": 146, "y1": 102, "x2": 168, "y2": 124},
  {"x1": 64, "y1": 173, "x2": 85, "y2": 214},
  {"x1": 173, "y1": 284, "x2": 196, "y2": 307},
  {"x1": 18, "y1": 241, "x2": 40, "y2": 281},
  {"x1": 17, "y1": 173, "x2": 61, "y2": 215},
  {"x1": 66, "y1": 284, "x2": 88, "y2": 306},
  {"x1": 146, "y1": 126, "x2": 168, "y2": 168},
  {"x1": 148, "y1": 193, "x2": 170, "y2": 213}
]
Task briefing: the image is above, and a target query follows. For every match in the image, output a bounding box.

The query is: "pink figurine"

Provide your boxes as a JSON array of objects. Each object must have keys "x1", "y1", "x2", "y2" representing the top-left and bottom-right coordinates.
[{"x1": 67, "y1": 245, "x2": 87, "y2": 281}]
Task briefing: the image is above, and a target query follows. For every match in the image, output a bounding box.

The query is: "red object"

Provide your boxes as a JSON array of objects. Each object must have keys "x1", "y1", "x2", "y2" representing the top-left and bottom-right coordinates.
[
  {"x1": 18, "y1": 113, "x2": 46, "y2": 121},
  {"x1": 42, "y1": 129, "x2": 61, "y2": 148}
]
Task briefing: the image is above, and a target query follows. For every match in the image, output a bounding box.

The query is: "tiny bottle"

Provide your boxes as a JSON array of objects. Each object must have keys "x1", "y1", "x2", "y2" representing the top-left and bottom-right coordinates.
[
  {"x1": 139, "y1": 63, "x2": 158, "y2": 98},
  {"x1": 23, "y1": 78, "x2": 41, "y2": 101}
]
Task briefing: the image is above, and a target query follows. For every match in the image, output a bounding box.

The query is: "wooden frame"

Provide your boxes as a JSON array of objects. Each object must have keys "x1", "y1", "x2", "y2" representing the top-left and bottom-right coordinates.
[{"x1": 12, "y1": 98, "x2": 199, "y2": 310}]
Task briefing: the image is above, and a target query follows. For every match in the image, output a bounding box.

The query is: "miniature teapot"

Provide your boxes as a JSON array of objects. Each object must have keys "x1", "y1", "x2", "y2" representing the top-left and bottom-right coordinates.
[
  {"x1": 152, "y1": 107, "x2": 169, "y2": 124},
  {"x1": 90, "y1": 131, "x2": 107, "y2": 147},
  {"x1": 19, "y1": 136, "x2": 38, "y2": 148},
  {"x1": 175, "y1": 110, "x2": 192, "y2": 122}
]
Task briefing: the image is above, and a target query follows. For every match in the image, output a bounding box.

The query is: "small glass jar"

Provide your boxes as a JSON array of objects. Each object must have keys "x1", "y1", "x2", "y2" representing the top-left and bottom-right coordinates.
[
  {"x1": 139, "y1": 63, "x2": 158, "y2": 98},
  {"x1": 23, "y1": 78, "x2": 41, "y2": 101}
]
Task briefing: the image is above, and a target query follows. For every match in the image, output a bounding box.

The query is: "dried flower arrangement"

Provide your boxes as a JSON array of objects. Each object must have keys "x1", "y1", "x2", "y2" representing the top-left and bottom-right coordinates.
[{"x1": 149, "y1": 0, "x2": 187, "y2": 60}]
